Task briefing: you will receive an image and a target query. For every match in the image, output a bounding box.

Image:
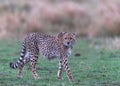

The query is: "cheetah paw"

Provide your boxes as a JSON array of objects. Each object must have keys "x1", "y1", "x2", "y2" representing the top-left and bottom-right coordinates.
[{"x1": 58, "y1": 77, "x2": 64, "y2": 80}]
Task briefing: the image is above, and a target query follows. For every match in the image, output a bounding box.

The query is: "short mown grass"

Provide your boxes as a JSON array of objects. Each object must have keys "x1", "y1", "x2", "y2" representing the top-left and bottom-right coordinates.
[{"x1": 0, "y1": 38, "x2": 120, "y2": 86}]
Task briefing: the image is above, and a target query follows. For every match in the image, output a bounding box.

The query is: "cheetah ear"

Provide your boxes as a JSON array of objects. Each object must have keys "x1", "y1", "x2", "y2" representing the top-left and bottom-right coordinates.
[
  {"x1": 72, "y1": 32, "x2": 76, "y2": 36},
  {"x1": 72, "y1": 32, "x2": 76, "y2": 38},
  {"x1": 57, "y1": 32, "x2": 67, "y2": 38}
]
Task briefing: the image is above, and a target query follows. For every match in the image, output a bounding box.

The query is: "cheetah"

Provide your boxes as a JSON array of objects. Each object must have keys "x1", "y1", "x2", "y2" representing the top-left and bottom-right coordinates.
[{"x1": 9, "y1": 32, "x2": 76, "y2": 82}]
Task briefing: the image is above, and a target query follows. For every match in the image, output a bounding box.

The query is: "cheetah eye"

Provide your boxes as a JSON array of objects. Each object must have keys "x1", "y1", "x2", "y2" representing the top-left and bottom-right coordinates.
[
  {"x1": 70, "y1": 38, "x2": 73, "y2": 40},
  {"x1": 64, "y1": 38, "x2": 67, "y2": 39}
]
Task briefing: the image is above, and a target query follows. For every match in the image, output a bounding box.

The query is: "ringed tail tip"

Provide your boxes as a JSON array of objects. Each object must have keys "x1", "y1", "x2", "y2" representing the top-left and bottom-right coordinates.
[
  {"x1": 9, "y1": 62, "x2": 13, "y2": 68},
  {"x1": 9, "y1": 62, "x2": 17, "y2": 69}
]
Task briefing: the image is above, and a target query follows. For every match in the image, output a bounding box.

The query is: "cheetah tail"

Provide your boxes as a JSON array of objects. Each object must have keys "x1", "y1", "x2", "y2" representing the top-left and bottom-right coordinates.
[{"x1": 9, "y1": 42, "x2": 26, "y2": 69}]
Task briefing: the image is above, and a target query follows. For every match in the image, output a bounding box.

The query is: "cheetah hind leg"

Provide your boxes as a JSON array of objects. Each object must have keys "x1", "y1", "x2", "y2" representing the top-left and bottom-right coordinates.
[
  {"x1": 30, "y1": 55, "x2": 40, "y2": 80},
  {"x1": 17, "y1": 65, "x2": 24, "y2": 78},
  {"x1": 17, "y1": 52, "x2": 30, "y2": 78}
]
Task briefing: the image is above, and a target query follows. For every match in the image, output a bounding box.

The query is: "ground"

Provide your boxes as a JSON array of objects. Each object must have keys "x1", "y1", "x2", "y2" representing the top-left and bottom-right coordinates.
[{"x1": 0, "y1": 38, "x2": 120, "y2": 86}]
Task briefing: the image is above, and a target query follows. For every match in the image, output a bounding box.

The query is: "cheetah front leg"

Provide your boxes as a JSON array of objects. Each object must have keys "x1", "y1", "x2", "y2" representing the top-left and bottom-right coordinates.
[
  {"x1": 57, "y1": 60, "x2": 63, "y2": 80},
  {"x1": 30, "y1": 54, "x2": 39, "y2": 79},
  {"x1": 62, "y1": 58, "x2": 74, "y2": 82}
]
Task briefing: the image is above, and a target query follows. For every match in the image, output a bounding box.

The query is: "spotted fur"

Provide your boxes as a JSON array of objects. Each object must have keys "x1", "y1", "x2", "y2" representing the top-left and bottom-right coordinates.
[{"x1": 10, "y1": 32, "x2": 76, "y2": 82}]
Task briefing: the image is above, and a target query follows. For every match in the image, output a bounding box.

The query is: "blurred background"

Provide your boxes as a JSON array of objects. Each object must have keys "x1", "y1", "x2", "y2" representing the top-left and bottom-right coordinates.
[{"x1": 0, "y1": 0, "x2": 120, "y2": 39}]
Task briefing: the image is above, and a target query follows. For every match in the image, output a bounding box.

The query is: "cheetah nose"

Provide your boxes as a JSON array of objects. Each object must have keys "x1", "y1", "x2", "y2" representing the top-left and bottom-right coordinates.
[{"x1": 67, "y1": 42, "x2": 70, "y2": 45}]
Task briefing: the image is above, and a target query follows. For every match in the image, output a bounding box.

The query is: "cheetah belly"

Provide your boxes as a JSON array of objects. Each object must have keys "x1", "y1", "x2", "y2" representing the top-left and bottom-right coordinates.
[
  {"x1": 38, "y1": 40, "x2": 61, "y2": 60},
  {"x1": 40, "y1": 48, "x2": 72, "y2": 59},
  {"x1": 41, "y1": 50, "x2": 61, "y2": 60}
]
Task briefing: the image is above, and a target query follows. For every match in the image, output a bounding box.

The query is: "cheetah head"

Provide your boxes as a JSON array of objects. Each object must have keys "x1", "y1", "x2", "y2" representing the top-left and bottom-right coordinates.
[{"x1": 58, "y1": 32, "x2": 76, "y2": 47}]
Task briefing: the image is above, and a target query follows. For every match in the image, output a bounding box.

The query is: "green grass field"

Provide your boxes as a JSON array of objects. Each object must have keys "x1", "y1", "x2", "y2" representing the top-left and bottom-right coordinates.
[{"x1": 0, "y1": 39, "x2": 120, "y2": 86}]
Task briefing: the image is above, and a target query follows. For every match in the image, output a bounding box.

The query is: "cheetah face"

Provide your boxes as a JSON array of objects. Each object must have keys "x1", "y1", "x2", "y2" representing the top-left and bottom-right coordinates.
[
  {"x1": 58, "y1": 32, "x2": 76, "y2": 47},
  {"x1": 63, "y1": 33, "x2": 76, "y2": 47}
]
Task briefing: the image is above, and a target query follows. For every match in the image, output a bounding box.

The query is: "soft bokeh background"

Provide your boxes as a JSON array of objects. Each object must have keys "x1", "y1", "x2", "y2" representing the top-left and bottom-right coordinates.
[
  {"x1": 0, "y1": 0, "x2": 120, "y2": 39},
  {"x1": 1, "y1": 1, "x2": 120, "y2": 85}
]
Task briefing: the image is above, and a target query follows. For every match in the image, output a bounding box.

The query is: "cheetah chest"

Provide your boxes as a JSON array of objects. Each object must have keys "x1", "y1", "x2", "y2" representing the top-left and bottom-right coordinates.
[{"x1": 66, "y1": 48, "x2": 72, "y2": 57}]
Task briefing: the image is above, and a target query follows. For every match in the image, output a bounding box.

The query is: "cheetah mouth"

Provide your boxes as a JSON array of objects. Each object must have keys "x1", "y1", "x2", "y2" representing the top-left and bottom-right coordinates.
[
  {"x1": 63, "y1": 42, "x2": 73, "y2": 47},
  {"x1": 64, "y1": 45, "x2": 72, "y2": 48}
]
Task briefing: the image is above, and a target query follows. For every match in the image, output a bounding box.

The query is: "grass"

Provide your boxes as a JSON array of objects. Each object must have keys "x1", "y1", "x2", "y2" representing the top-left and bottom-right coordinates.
[{"x1": 0, "y1": 38, "x2": 120, "y2": 86}]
